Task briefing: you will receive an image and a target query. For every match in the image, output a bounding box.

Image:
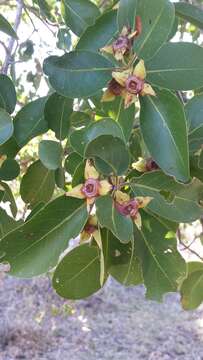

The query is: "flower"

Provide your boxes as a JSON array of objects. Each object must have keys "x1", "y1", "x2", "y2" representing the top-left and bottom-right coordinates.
[
  {"x1": 66, "y1": 160, "x2": 112, "y2": 210},
  {"x1": 80, "y1": 215, "x2": 98, "y2": 242},
  {"x1": 132, "y1": 157, "x2": 159, "y2": 172},
  {"x1": 101, "y1": 19, "x2": 141, "y2": 61},
  {"x1": 114, "y1": 190, "x2": 153, "y2": 229}
]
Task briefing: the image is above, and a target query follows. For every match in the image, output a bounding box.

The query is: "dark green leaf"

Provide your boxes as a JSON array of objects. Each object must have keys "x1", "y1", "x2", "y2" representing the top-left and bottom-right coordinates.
[
  {"x1": 53, "y1": 244, "x2": 102, "y2": 299},
  {"x1": 70, "y1": 111, "x2": 92, "y2": 128},
  {"x1": 0, "y1": 75, "x2": 16, "y2": 114},
  {"x1": 61, "y1": 0, "x2": 100, "y2": 36},
  {"x1": 96, "y1": 195, "x2": 133, "y2": 243},
  {"x1": 134, "y1": 0, "x2": 174, "y2": 60},
  {"x1": 39, "y1": 140, "x2": 62, "y2": 170},
  {"x1": 76, "y1": 10, "x2": 117, "y2": 51},
  {"x1": 131, "y1": 171, "x2": 203, "y2": 223},
  {"x1": 0, "y1": 197, "x2": 88, "y2": 277},
  {"x1": 146, "y1": 42, "x2": 203, "y2": 90},
  {"x1": 0, "y1": 137, "x2": 20, "y2": 158},
  {"x1": 140, "y1": 89, "x2": 189, "y2": 183},
  {"x1": 85, "y1": 135, "x2": 130, "y2": 176},
  {"x1": 185, "y1": 94, "x2": 203, "y2": 153},
  {"x1": 55, "y1": 167, "x2": 65, "y2": 189},
  {"x1": 65, "y1": 152, "x2": 83, "y2": 175},
  {"x1": 180, "y1": 262, "x2": 203, "y2": 310},
  {"x1": 175, "y1": 2, "x2": 203, "y2": 30},
  {"x1": 44, "y1": 93, "x2": 73, "y2": 140},
  {"x1": 117, "y1": 0, "x2": 137, "y2": 32},
  {"x1": 0, "y1": 208, "x2": 20, "y2": 239},
  {"x1": 20, "y1": 160, "x2": 55, "y2": 207},
  {"x1": 43, "y1": 51, "x2": 113, "y2": 98},
  {"x1": 0, "y1": 109, "x2": 14, "y2": 146},
  {"x1": 0, "y1": 14, "x2": 18, "y2": 39},
  {"x1": 116, "y1": 100, "x2": 135, "y2": 142},
  {"x1": 0, "y1": 159, "x2": 20, "y2": 181},
  {"x1": 0, "y1": 181, "x2": 17, "y2": 217},
  {"x1": 14, "y1": 97, "x2": 48, "y2": 147},
  {"x1": 135, "y1": 211, "x2": 186, "y2": 301}
]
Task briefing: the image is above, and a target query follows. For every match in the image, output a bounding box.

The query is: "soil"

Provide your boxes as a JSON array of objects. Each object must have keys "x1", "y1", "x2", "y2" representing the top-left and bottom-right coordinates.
[{"x1": 0, "y1": 275, "x2": 203, "y2": 360}]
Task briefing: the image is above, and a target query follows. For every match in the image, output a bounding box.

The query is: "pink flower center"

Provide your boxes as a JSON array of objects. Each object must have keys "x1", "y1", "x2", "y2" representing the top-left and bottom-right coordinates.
[
  {"x1": 115, "y1": 199, "x2": 139, "y2": 218},
  {"x1": 126, "y1": 75, "x2": 144, "y2": 95},
  {"x1": 113, "y1": 36, "x2": 131, "y2": 53},
  {"x1": 82, "y1": 178, "x2": 99, "y2": 198}
]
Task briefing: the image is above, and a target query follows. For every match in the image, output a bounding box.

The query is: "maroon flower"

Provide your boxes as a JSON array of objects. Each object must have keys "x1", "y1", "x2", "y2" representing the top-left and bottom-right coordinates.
[
  {"x1": 81, "y1": 178, "x2": 100, "y2": 199},
  {"x1": 108, "y1": 78, "x2": 124, "y2": 96},
  {"x1": 125, "y1": 75, "x2": 144, "y2": 95},
  {"x1": 115, "y1": 199, "x2": 139, "y2": 218},
  {"x1": 146, "y1": 158, "x2": 159, "y2": 172},
  {"x1": 112, "y1": 36, "x2": 131, "y2": 54}
]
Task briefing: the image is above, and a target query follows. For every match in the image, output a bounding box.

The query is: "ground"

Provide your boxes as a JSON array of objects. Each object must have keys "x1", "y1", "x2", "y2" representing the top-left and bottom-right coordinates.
[{"x1": 0, "y1": 275, "x2": 203, "y2": 360}]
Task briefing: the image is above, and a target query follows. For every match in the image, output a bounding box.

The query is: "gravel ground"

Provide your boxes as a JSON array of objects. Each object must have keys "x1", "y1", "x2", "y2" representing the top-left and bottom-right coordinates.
[{"x1": 0, "y1": 275, "x2": 203, "y2": 360}]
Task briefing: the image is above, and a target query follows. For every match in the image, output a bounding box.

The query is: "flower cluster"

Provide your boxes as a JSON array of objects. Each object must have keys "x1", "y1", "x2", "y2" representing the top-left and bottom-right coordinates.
[{"x1": 114, "y1": 190, "x2": 152, "y2": 229}]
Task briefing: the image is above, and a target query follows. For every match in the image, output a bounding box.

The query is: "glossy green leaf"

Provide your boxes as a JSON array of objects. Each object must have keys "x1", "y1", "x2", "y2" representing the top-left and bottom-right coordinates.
[
  {"x1": 0, "y1": 109, "x2": 14, "y2": 146},
  {"x1": 117, "y1": 0, "x2": 137, "y2": 32},
  {"x1": 65, "y1": 152, "x2": 83, "y2": 175},
  {"x1": 103, "y1": 230, "x2": 143, "y2": 286},
  {"x1": 135, "y1": 212, "x2": 186, "y2": 301},
  {"x1": 185, "y1": 94, "x2": 203, "y2": 153},
  {"x1": 0, "y1": 159, "x2": 20, "y2": 181},
  {"x1": 14, "y1": 97, "x2": 48, "y2": 147},
  {"x1": 44, "y1": 93, "x2": 73, "y2": 140},
  {"x1": 0, "y1": 137, "x2": 20, "y2": 158},
  {"x1": 20, "y1": 160, "x2": 55, "y2": 207},
  {"x1": 0, "y1": 182, "x2": 17, "y2": 217},
  {"x1": 0, "y1": 75, "x2": 16, "y2": 114},
  {"x1": 175, "y1": 2, "x2": 203, "y2": 30},
  {"x1": 146, "y1": 42, "x2": 203, "y2": 90},
  {"x1": 76, "y1": 10, "x2": 117, "y2": 51},
  {"x1": 167, "y1": 16, "x2": 179, "y2": 41},
  {"x1": 53, "y1": 244, "x2": 102, "y2": 299},
  {"x1": 85, "y1": 134, "x2": 129, "y2": 176},
  {"x1": 0, "y1": 197, "x2": 88, "y2": 277},
  {"x1": 70, "y1": 111, "x2": 92, "y2": 129},
  {"x1": 140, "y1": 89, "x2": 189, "y2": 183},
  {"x1": 55, "y1": 167, "x2": 65, "y2": 189},
  {"x1": 180, "y1": 262, "x2": 203, "y2": 310},
  {"x1": 96, "y1": 195, "x2": 133, "y2": 243},
  {"x1": 39, "y1": 140, "x2": 62, "y2": 170},
  {"x1": 0, "y1": 14, "x2": 18, "y2": 39},
  {"x1": 43, "y1": 51, "x2": 113, "y2": 98},
  {"x1": 0, "y1": 208, "x2": 20, "y2": 239},
  {"x1": 116, "y1": 100, "x2": 135, "y2": 142},
  {"x1": 61, "y1": 0, "x2": 100, "y2": 36},
  {"x1": 131, "y1": 171, "x2": 203, "y2": 223},
  {"x1": 134, "y1": 0, "x2": 174, "y2": 60}
]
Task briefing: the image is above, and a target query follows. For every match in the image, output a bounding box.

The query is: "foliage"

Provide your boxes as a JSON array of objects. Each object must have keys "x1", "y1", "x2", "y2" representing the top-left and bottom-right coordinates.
[{"x1": 0, "y1": 0, "x2": 203, "y2": 310}]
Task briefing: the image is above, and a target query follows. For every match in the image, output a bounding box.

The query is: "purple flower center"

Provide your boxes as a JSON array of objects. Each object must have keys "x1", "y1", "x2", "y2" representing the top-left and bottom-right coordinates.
[
  {"x1": 146, "y1": 158, "x2": 159, "y2": 172},
  {"x1": 115, "y1": 199, "x2": 139, "y2": 218},
  {"x1": 113, "y1": 36, "x2": 131, "y2": 53},
  {"x1": 84, "y1": 224, "x2": 97, "y2": 234},
  {"x1": 108, "y1": 78, "x2": 124, "y2": 96},
  {"x1": 82, "y1": 178, "x2": 99, "y2": 198},
  {"x1": 126, "y1": 75, "x2": 144, "y2": 95}
]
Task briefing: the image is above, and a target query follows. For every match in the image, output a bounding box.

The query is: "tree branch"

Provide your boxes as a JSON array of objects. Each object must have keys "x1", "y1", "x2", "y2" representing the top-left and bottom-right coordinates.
[{"x1": 1, "y1": 0, "x2": 23, "y2": 75}]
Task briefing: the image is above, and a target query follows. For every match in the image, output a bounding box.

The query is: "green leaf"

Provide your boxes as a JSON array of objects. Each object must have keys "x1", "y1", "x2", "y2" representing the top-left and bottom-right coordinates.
[
  {"x1": 0, "y1": 14, "x2": 18, "y2": 39},
  {"x1": 65, "y1": 152, "x2": 83, "y2": 175},
  {"x1": 0, "y1": 159, "x2": 20, "y2": 181},
  {"x1": 96, "y1": 195, "x2": 133, "y2": 243},
  {"x1": 0, "y1": 182, "x2": 17, "y2": 217},
  {"x1": 135, "y1": 212, "x2": 186, "y2": 301},
  {"x1": 85, "y1": 135, "x2": 130, "y2": 176},
  {"x1": 180, "y1": 262, "x2": 203, "y2": 310},
  {"x1": 0, "y1": 137, "x2": 20, "y2": 158},
  {"x1": 103, "y1": 230, "x2": 143, "y2": 286},
  {"x1": 131, "y1": 171, "x2": 203, "y2": 223},
  {"x1": 53, "y1": 244, "x2": 102, "y2": 299},
  {"x1": 0, "y1": 208, "x2": 20, "y2": 239},
  {"x1": 146, "y1": 42, "x2": 203, "y2": 90},
  {"x1": 61, "y1": 0, "x2": 100, "y2": 37},
  {"x1": 0, "y1": 197, "x2": 88, "y2": 277},
  {"x1": 116, "y1": 100, "x2": 135, "y2": 142},
  {"x1": 70, "y1": 118, "x2": 125, "y2": 156},
  {"x1": 43, "y1": 51, "x2": 113, "y2": 98},
  {"x1": 44, "y1": 93, "x2": 73, "y2": 140},
  {"x1": 185, "y1": 94, "x2": 203, "y2": 153},
  {"x1": 39, "y1": 140, "x2": 62, "y2": 170},
  {"x1": 140, "y1": 89, "x2": 189, "y2": 183},
  {"x1": 55, "y1": 167, "x2": 65, "y2": 190},
  {"x1": 0, "y1": 109, "x2": 14, "y2": 146},
  {"x1": 175, "y1": 3, "x2": 203, "y2": 30},
  {"x1": 117, "y1": 0, "x2": 137, "y2": 32},
  {"x1": 167, "y1": 16, "x2": 179, "y2": 41},
  {"x1": 190, "y1": 155, "x2": 203, "y2": 183},
  {"x1": 134, "y1": 0, "x2": 174, "y2": 60},
  {"x1": 20, "y1": 160, "x2": 55, "y2": 207},
  {"x1": 76, "y1": 10, "x2": 117, "y2": 52},
  {"x1": 0, "y1": 75, "x2": 16, "y2": 114},
  {"x1": 70, "y1": 111, "x2": 92, "y2": 128},
  {"x1": 14, "y1": 97, "x2": 48, "y2": 147}
]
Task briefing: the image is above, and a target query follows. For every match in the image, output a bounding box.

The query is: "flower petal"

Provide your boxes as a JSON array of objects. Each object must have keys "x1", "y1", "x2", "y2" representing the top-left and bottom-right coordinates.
[
  {"x1": 85, "y1": 160, "x2": 99, "y2": 180},
  {"x1": 115, "y1": 190, "x2": 130, "y2": 203},
  {"x1": 136, "y1": 196, "x2": 153, "y2": 209},
  {"x1": 100, "y1": 44, "x2": 113, "y2": 55},
  {"x1": 133, "y1": 60, "x2": 146, "y2": 80},
  {"x1": 133, "y1": 212, "x2": 142, "y2": 230},
  {"x1": 124, "y1": 92, "x2": 136, "y2": 108},
  {"x1": 121, "y1": 26, "x2": 129, "y2": 37},
  {"x1": 80, "y1": 230, "x2": 91, "y2": 243},
  {"x1": 101, "y1": 89, "x2": 116, "y2": 102},
  {"x1": 132, "y1": 157, "x2": 147, "y2": 172},
  {"x1": 99, "y1": 180, "x2": 112, "y2": 196},
  {"x1": 141, "y1": 83, "x2": 156, "y2": 97},
  {"x1": 66, "y1": 184, "x2": 85, "y2": 199},
  {"x1": 112, "y1": 69, "x2": 131, "y2": 87}
]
